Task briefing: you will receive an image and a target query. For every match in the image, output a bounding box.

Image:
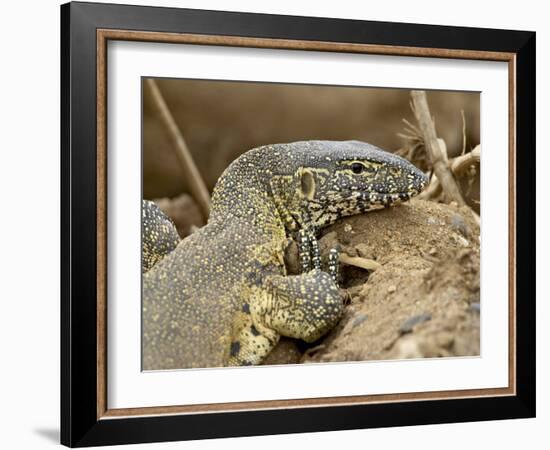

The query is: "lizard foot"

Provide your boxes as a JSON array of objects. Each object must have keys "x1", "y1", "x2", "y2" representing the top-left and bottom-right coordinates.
[{"x1": 263, "y1": 269, "x2": 344, "y2": 343}]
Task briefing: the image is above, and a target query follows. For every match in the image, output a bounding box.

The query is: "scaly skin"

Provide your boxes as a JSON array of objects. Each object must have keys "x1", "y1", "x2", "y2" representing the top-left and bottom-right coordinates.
[
  {"x1": 142, "y1": 140, "x2": 427, "y2": 370},
  {"x1": 142, "y1": 200, "x2": 180, "y2": 273}
]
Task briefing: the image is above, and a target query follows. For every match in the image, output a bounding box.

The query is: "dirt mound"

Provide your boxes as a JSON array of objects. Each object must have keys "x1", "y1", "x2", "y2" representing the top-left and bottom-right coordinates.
[{"x1": 273, "y1": 199, "x2": 480, "y2": 365}]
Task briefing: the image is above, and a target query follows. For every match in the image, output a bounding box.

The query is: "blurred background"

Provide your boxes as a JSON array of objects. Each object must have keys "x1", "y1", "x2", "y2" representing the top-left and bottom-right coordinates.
[{"x1": 143, "y1": 78, "x2": 479, "y2": 199}]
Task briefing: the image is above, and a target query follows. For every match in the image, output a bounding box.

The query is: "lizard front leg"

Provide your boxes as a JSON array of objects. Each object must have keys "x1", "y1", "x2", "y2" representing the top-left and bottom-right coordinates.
[
  {"x1": 297, "y1": 229, "x2": 312, "y2": 273},
  {"x1": 299, "y1": 229, "x2": 341, "y2": 286},
  {"x1": 296, "y1": 228, "x2": 322, "y2": 273}
]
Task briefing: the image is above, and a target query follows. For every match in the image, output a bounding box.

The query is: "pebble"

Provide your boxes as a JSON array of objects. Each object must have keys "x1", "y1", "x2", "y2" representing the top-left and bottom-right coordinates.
[
  {"x1": 450, "y1": 214, "x2": 471, "y2": 238},
  {"x1": 452, "y1": 233, "x2": 470, "y2": 247},
  {"x1": 352, "y1": 314, "x2": 369, "y2": 328},
  {"x1": 399, "y1": 313, "x2": 432, "y2": 334},
  {"x1": 427, "y1": 216, "x2": 448, "y2": 226},
  {"x1": 387, "y1": 285, "x2": 397, "y2": 293}
]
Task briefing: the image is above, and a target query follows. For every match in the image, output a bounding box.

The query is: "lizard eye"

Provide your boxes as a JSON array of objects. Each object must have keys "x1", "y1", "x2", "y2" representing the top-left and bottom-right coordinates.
[{"x1": 351, "y1": 162, "x2": 365, "y2": 174}]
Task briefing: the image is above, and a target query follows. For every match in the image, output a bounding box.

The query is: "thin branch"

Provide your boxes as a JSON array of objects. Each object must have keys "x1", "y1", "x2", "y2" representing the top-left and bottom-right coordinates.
[
  {"x1": 146, "y1": 78, "x2": 211, "y2": 221},
  {"x1": 437, "y1": 138, "x2": 449, "y2": 165},
  {"x1": 452, "y1": 145, "x2": 480, "y2": 174},
  {"x1": 417, "y1": 178, "x2": 442, "y2": 200},
  {"x1": 339, "y1": 253, "x2": 382, "y2": 271},
  {"x1": 401, "y1": 118, "x2": 422, "y2": 136},
  {"x1": 460, "y1": 109, "x2": 467, "y2": 156},
  {"x1": 410, "y1": 90, "x2": 466, "y2": 206},
  {"x1": 396, "y1": 133, "x2": 419, "y2": 140}
]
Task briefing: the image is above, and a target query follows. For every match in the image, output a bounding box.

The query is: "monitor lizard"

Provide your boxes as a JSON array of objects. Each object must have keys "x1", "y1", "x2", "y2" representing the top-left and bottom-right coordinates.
[{"x1": 142, "y1": 140, "x2": 427, "y2": 369}]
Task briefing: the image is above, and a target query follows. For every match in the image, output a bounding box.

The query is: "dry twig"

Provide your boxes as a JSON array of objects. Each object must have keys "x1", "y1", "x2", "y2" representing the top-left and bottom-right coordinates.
[
  {"x1": 452, "y1": 144, "x2": 480, "y2": 174},
  {"x1": 461, "y1": 109, "x2": 467, "y2": 156},
  {"x1": 146, "y1": 78, "x2": 211, "y2": 221},
  {"x1": 339, "y1": 253, "x2": 382, "y2": 271},
  {"x1": 396, "y1": 118, "x2": 429, "y2": 171},
  {"x1": 410, "y1": 91, "x2": 466, "y2": 206}
]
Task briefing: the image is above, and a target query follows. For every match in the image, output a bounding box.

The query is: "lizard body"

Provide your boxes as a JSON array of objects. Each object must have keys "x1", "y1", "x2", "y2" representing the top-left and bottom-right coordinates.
[{"x1": 142, "y1": 140, "x2": 427, "y2": 369}]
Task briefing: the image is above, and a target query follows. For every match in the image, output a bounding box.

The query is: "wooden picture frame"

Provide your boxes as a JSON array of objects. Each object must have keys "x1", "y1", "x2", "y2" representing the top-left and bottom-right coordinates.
[{"x1": 61, "y1": 1, "x2": 535, "y2": 447}]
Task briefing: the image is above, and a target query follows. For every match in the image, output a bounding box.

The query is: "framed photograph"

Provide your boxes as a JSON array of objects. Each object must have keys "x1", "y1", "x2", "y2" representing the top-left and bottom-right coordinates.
[{"x1": 61, "y1": 1, "x2": 535, "y2": 447}]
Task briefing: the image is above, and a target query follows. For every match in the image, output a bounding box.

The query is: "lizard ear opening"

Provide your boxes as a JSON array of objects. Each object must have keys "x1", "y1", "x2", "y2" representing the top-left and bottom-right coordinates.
[{"x1": 299, "y1": 168, "x2": 316, "y2": 200}]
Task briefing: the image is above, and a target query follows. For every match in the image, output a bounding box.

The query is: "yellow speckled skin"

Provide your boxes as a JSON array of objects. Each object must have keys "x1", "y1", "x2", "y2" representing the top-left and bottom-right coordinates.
[
  {"x1": 142, "y1": 200, "x2": 180, "y2": 273},
  {"x1": 142, "y1": 140, "x2": 427, "y2": 369}
]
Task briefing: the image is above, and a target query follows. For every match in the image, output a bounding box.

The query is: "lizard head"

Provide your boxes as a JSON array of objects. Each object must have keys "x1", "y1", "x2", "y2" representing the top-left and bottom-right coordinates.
[{"x1": 290, "y1": 140, "x2": 428, "y2": 229}]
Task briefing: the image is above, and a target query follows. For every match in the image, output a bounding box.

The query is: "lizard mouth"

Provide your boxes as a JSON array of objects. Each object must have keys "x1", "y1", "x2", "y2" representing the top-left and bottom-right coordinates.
[
  {"x1": 349, "y1": 190, "x2": 420, "y2": 210},
  {"x1": 354, "y1": 173, "x2": 428, "y2": 208},
  {"x1": 309, "y1": 182, "x2": 427, "y2": 225}
]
